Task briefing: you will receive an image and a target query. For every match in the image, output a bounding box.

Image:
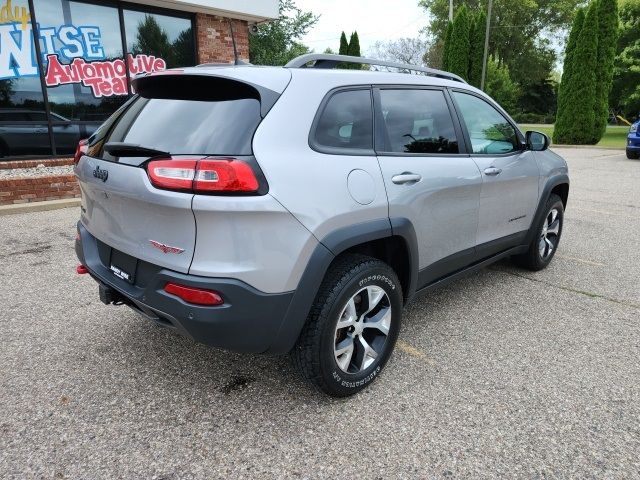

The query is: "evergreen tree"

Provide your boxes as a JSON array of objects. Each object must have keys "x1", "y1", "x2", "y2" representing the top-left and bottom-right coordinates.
[
  {"x1": 347, "y1": 31, "x2": 362, "y2": 69},
  {"x1": 448, "y1": 4, "x2": 472, "y2": 80},
  {"x1": 554, "y1": 2, "x2": 599, "y2": 144},
  {"x1": 339, "y1": 31, "x2": 349, "y2": 55},
  {"x1": 338, "y1": 31, "x2": 350, "y2": 69},
  {"x1": 468, "y1": 11, "x2": 486, "y2": 87},
  {"x1": 441, "y1": 21, "x2": 453, "y2": 71},
  {"x1": 593, "y1": 0, "x2": 618, "y2": 141},
  {"x1": 553, "y1": 8, "x2": 585, "y2": 143}
]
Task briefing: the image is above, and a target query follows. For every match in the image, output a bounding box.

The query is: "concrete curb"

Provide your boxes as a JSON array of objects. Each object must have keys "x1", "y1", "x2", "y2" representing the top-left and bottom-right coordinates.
[{"x1": 0, "y1": 198, "x2": 80, "y2": 216}]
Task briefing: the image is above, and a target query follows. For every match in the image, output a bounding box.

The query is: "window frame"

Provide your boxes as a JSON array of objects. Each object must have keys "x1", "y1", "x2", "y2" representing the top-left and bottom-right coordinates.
[
  {"x1": 448, "y1": 87, "x2": 526, "y2": 157},
  {"x1": 308, "y1": 85, "x2": 376, "y2": 156}
]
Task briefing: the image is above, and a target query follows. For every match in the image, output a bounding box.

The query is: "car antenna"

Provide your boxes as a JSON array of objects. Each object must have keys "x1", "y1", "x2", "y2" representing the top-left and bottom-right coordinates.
[{"x1": 227, "y1": 19, "x2": 245, "y2": 66}]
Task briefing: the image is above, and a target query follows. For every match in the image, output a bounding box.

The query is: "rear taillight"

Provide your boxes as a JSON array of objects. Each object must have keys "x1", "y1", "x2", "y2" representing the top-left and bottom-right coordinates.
[
  {"x1": 74, "y1": 139, "x2": 88, "y2": 165},
  {"x1": 164, "y1": 282, "x2": 224, "y2": 306},
  {"x1": 147, "y1": 158, "x2": 259, "y2": 194}
]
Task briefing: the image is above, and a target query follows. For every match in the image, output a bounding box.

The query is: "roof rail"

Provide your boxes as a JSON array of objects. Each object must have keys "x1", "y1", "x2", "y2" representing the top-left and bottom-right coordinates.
[{"x1": 284, "y1": 53, "x2": 467, "y2": 83}]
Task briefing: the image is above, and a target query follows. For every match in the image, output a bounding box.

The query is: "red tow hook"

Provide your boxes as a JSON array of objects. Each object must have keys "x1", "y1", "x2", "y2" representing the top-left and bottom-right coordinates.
[{"x1": 76, "y1": 264, "x2": 88, "y2": 275}]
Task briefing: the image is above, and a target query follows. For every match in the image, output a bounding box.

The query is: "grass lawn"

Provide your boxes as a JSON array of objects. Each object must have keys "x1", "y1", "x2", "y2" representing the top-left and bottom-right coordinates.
[{"x1": 519, "y1": 124, "x2": 629, "y2": 148}]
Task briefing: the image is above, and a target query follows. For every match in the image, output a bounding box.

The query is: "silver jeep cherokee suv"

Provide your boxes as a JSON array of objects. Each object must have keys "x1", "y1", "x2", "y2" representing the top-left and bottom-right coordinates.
[{"x1": 74, "y1": 54, "x2": 569, "y2": 397}]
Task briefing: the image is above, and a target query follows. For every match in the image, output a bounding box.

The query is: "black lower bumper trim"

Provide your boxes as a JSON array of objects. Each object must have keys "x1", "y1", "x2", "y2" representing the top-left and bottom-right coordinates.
[{"x1": 76, "y1": 223, "x2": 294, "y2": 353}]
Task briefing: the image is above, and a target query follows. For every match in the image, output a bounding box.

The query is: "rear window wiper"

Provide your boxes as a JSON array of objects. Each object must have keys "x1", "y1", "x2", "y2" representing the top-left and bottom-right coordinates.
[{"x1": 104, "y1": 142, "x2": 170, "y2": 158}]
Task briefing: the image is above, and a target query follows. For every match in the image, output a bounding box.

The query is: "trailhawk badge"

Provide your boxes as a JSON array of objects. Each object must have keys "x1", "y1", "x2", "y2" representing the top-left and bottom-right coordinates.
[
  {"x1": 149, "y1": 240, "x2": 185, "y2": 254},
  {"x1": 93, "y1": 165, "x2": 108, "y2": 182}
]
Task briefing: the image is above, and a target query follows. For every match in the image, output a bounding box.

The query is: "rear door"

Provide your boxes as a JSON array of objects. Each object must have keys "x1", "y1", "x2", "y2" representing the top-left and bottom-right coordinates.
[
  {"x1": 374, "y1": 87, "x2": 482, "y2": 286},
  {"x1": 450, "y1": 90, "x2": 539, "y2": 252},
  {"x1": 76, "y1": 74, "x2": 267, "y2": 274}
]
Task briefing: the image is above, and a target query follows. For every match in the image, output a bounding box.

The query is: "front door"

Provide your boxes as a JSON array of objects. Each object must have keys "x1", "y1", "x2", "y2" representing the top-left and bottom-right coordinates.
[
  {"x1": 374, "y1": 87, "x2": 482, "y2": 287},
  {"x1": 450, "y1": 91, "x2": 539, "y2": 254}
]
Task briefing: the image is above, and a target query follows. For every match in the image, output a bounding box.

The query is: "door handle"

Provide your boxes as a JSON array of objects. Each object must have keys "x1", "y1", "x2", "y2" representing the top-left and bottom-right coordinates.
[
  {"x1": 483, "y1": 167, "x2": 502, "y2": 176},
  {"x1": 391, "y1": 173, "x2": 422, "y2": 184}
]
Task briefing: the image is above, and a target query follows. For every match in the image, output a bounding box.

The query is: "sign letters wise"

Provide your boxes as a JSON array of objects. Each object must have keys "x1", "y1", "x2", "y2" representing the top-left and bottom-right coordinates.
[{"x1": 0, "y1": 0, "x2": 167, "y2": 97}]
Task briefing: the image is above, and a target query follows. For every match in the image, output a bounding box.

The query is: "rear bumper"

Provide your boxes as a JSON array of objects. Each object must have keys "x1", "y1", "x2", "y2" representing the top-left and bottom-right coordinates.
[{"x1": 76, "y1": 223, "x2": 294, "y2": 353}]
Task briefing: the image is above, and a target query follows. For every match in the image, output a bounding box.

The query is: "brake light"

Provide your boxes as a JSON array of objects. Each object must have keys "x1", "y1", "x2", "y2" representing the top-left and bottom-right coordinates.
[
  {"x1": 147, "y1": 158, "x2": 259, "y2": 194},
  {"x1": 74, "y1": 139, "x2": 88, "y2": 165},
  {"x1": 195, "y1": 159, "x2": 259, "y2": 192},
  {"x1": 164, "y1": 282, "x2": 224, "y2": 306}
]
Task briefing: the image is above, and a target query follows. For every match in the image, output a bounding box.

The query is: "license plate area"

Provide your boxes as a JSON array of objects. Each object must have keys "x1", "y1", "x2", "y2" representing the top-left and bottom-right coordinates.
[{"x1": 109, "y1": 248, "x2": 138, "y2": 284}]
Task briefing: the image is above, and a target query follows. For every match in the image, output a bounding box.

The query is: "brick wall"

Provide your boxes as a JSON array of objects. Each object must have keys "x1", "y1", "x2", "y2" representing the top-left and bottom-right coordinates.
[
  {"x1": 0, "y1": 175, "x2": 80, "y2": 206},
  {"x1": 195, "y1": 13, "x2": 249, "y2": 64},
  {"x1": 0, "y1": 158, "x2": 74, "y2": 170}
]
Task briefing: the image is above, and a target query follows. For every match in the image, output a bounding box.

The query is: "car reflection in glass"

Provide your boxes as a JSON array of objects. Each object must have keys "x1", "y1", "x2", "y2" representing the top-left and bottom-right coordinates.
[{"x1": 0, "y1": 109, "x2": 99, "y2": 157}]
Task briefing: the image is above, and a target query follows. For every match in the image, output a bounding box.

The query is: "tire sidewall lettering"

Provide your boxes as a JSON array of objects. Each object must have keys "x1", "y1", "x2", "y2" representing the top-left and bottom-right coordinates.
[{"x1": 332, "y1": 365, "x2": 381, "y2": 389}]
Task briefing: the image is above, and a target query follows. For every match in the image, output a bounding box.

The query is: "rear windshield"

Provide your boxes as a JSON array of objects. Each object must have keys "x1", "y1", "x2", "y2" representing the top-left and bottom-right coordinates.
[{"x1": 88, "y1": 76, "x2": 263, "y2": 161}]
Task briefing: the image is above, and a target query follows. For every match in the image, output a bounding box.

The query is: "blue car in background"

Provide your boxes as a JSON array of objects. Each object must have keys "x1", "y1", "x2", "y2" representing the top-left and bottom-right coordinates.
[{"x1": 627, "y1": 120, "x2": 640, "y2": 159}]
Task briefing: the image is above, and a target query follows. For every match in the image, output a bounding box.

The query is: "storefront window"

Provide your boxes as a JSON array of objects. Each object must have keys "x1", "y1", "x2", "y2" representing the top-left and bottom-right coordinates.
[
  {"x1": 0, "y1": 0, "x2": 196, "y2": 158},
  {"x1": 0, "y1": 0, "x2": 52, "y2": 155}
]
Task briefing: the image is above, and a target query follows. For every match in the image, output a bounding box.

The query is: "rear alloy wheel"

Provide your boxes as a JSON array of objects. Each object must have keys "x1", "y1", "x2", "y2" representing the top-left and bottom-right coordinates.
[
  {"x1": 513, "y1": 193, "x2": 564, "y2": 271},
  {"x1": 333, "y1": 285, "x2": 392, "y2": 373},
  {"x1": 291, "y1": 254, "x2": 402, "y2": 397}
]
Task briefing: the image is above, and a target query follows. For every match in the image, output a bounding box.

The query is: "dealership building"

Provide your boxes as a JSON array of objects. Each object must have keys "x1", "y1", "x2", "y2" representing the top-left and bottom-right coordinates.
[{"x1": 0, "y1": 0, "x2": 278, "y2": 160}]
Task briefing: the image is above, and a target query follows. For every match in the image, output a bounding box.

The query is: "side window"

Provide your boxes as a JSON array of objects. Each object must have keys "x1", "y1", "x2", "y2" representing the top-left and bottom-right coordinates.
[
  {"x1": 314, "y1": 89, "x2": 373, "y2": 150},
  {"x1": 378, "y1": 89, "x2": 459, "y2": 154},
  {"x1": 452, "y1": 92, "x2": 519, "y2": 155}
]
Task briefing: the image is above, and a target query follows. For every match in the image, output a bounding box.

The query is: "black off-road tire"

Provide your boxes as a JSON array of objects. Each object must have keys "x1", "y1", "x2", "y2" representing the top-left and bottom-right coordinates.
[
  {"x1": 290, "y1": 254, "x2": 403, "y2": 397},
  {"x1": 627, "y1": 149, "x2": 639, "y2": 160},
  {"x1": 512, "y1": 193, "x2": 564, "y2": 271}
]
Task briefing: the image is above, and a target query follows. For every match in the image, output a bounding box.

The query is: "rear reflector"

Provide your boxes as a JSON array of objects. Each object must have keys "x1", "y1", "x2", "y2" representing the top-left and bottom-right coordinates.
[
  {"x1": 76, "y1": 264, "x2": 88, "y2": 274},
  {"x1": 74, "y1": 139, "x2": 88, "y2": 165},
  {"x1": 164, "y1": 282, "x2": 224, "y2": 306},
  {"x1": 147, "y1": 158, "x2": 259, "y2": 194}
]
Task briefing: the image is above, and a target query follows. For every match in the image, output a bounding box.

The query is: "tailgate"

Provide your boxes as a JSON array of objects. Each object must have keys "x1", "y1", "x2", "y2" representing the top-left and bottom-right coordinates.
[{"x1": 75, "y1": 156, "x2": 195, "y2": 274}]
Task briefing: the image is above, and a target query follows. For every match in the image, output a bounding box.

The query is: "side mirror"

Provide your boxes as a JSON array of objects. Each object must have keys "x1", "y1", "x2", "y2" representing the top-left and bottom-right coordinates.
[{"x1": 526, "y1": 130, "x2": 550, "y2": 151}]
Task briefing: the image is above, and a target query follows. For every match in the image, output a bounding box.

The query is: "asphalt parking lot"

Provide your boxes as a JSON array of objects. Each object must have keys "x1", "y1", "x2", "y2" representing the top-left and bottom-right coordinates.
[{"x1": 1, "y1": 147, "x2": 639, "y2": 478}]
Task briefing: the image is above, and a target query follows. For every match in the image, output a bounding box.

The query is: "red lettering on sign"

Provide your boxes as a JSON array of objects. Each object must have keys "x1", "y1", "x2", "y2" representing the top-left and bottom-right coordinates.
[{"x1": 44, "y1": 53, "x2": 167, "y2": 98}]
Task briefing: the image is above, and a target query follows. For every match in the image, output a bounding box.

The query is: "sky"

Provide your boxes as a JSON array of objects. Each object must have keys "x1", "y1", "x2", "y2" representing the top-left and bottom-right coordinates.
[{"x1": 296, "y1": 0, "x2": 430, "y2": 55}]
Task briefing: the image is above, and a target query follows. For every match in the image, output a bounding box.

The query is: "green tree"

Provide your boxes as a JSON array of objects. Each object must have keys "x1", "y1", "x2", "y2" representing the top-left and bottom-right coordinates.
[
  {"x1": 485, "y1": 57, "x2": 519, "y2": 112},
  {"x1": 347, "y1": 31, "x2": 362, "y2": 69},
  {"x1": 593, "y1": 0, "x2": 619, "y2": 139},
  {"x1": 468, "y1": 11, "x2": 486, "y2": 87},
  {"x1": 131, "y1": 15, "x2": 174, "y2": 64},
  {"x1": 249, "y1": 0, "x2": 318, "y2": 65},
  {"x1": 0, "y1": 79, "x2": 14, "y2": 106},
  {"x1": 554, "y1": 2, "x2": 599, "y2": 144},
  {"x1": 448, "y1": 4, "x2": 471, "y2": 80},
  {"x1": 420, "y1": 0, "x2": 582, "y2": 90},
  {"x1": 172, "y1": 28, "x2": 195, "y2": 67},
  {"x1": 554, "y1": 7, "x2": 585, "y2": 138},
  {"x1": 339, "y1": 31, "x2": 349, "y2": 55},
  {"x1": 337, "y1": 31, "x2": 350, "y2": 68},
  {"x1": 441, "y1": 21, "x2": 453, "y2": 70},
  {"x1": 610, "y1": 0, "x2": 640, "y2": 119}
]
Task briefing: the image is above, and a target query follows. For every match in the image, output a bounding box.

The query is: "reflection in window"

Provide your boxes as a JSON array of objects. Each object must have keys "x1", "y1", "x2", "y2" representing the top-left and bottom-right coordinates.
[
  {"x1": 34, "y1": 0, "x2": 128, "y2": 121},
  {"x1": 379, "y1": 89, "x2": 459, "y2": 154},
  {"x1": 314, "y1": 90, "x2": 373, "y2": 150},
  {"x1": 452, "y1": 92, "x2": 519, "y2": 155},
  {"x1": 124, "y1": 10, "x2": 195, "y2": 69},
  {"x1": 0, "y1": 0, "x2": 52, "y2": 156}
]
